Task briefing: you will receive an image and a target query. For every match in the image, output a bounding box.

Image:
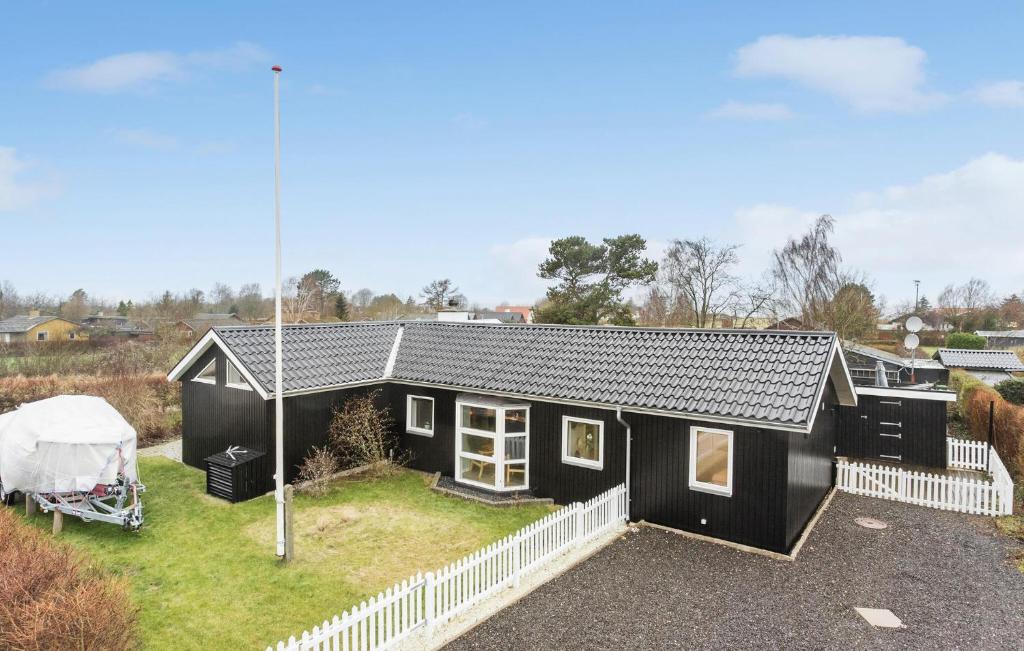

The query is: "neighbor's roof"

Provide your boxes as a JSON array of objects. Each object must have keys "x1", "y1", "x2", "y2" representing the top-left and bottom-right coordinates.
[
  {"x1": 934, "y1": 349, "x2": 1024, "y2": 371},
  {"x1": 843, "y1": 341, "x2": 945, "y2": 369},
  {"x1": 976, "y1": 330, "x2": 1024, "y2": 339},
  {"x1": 169, "y1": 321, "x2": 854, "y2": 430},
  {"x1": 0, "y1": 315, "x2": 63, "y2": 333}
]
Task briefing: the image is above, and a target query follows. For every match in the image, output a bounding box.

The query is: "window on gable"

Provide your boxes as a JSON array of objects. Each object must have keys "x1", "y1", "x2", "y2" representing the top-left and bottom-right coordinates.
[
  {"x1": 406, "y1": 395, "x2": 434, "y2": 436},
  {"x1": 561, "y1": 416, "x2": 604, "y2": 470},
  {"x1": 225, "y1": 360, "x2": 251, "y2": 390},
  {"x1": 36, "y1": 331, "x2": 48, "y2": 341},
  {"x1": 689, "y1": 426, "x2": 733, "y2": 496},
  {"x1": 194, "y1": 359, "x2": 217, "y2": 384}
]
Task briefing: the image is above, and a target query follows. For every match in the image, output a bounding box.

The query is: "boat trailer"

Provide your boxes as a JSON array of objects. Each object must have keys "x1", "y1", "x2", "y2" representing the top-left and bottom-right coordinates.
[{"x1": 2, "y1": 476, "x2": 145, "y2": 531}]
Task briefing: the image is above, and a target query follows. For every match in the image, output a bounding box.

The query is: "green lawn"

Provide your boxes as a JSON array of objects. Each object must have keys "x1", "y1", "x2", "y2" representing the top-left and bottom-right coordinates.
[{"x1": 22, "y1": 458, "x2": 551, "y2": 649}]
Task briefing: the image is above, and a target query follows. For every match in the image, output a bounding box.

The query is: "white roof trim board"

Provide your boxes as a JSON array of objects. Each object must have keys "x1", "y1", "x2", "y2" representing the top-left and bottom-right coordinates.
[
  {"x1": 854, "y1": 386, "x2": 956, "y2": 402},
  {"x1": 168, "y1": 321, "x2": 859, "y2": 433}
]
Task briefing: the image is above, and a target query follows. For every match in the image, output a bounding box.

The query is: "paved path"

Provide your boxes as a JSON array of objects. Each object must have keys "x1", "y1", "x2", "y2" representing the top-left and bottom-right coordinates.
[
  {"x1": 448, "y1": 492, "x2": 1024, "y2": 650},
  {"x1": 138, "y1": 438, "x2": 182, "y2": 462}
]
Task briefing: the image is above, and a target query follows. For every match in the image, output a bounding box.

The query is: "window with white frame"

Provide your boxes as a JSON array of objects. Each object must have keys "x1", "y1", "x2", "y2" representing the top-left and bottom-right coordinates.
[
  {"x1": 36, "y1": 331, "x2": 48, "y2": 341},
  {"x1": 455, "y1": 395, "x2": 529, "y2": 491},
  {"x1": 225, "y1": 360, "x2": 251, "y2": 390},
  {"x1": 688, "y1": 426, "x2": 733, "y2": 496},
  {"x1": 406, "y1": 395, "x2": 434, "y2": 436},
  {"x1": 193, "y1": 358, "x2": 217, "y2": 384},
  {"x1": 561, "y1": 416, "x2": 604, "y2": 470}
]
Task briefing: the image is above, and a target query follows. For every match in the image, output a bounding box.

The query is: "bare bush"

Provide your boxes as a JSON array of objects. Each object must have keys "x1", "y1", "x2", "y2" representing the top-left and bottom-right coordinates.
[
  {"x1": 296, "y1": 446, "x2": 341, "y2": 496},
  {"x1": 0, "y1": 509, "x2": 139, "y2": 650},
  {"x1": 328, "y1": 390, "x2": 406, "y2": 470},
  {"x1": 0, "y1": 374, "x2": 180, "y2": 445}
]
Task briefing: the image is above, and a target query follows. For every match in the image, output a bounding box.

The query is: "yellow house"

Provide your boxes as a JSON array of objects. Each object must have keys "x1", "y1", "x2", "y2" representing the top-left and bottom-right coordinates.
[{"x1": 0, "y1": 312, "x2": 87, "y2": 343}]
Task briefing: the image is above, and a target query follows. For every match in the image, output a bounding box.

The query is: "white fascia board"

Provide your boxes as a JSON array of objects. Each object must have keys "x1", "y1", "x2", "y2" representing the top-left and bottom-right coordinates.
[
  {"x1": 806, "y1": 339, "x2": 858, "y2": 435},
  {"x1": 166, "y1": 330, "x2": 218, "y2": 382},
  {"x1": 854, "y1": 386, "x2": 956, "y2": 402}
]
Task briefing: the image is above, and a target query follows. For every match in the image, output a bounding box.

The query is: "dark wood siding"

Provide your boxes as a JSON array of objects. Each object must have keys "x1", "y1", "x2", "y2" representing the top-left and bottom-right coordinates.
[
  {"x1": 388, "y1": 385, "x2": 626, "y2": 505},
  {"x1": 837, "y1": 393, "x2": 947, "y2": 468},
  {"x1": 784, "y1": 380, "x2": 838, "y2": 549},
  {"x1": 628, "y1": 413, "x2": 791, "y2": 553},
  {"x1": 181, "y1": 346, "x2": 273, "y2": 492}
]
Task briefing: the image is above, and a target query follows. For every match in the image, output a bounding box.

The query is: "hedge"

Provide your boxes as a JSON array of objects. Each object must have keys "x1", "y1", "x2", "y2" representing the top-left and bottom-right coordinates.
[
  {"x1": 949, "y1": 369, "x2": 1024, "y2": 475},
  {"x1": 945, "y1": 332, "x2": 986, "y2": 350}
]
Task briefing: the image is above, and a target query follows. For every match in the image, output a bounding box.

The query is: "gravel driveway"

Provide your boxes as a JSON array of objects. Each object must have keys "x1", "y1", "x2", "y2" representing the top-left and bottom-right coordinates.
[{"x1": 447, "y1": 492, "x2": 1024, "y2": 650}]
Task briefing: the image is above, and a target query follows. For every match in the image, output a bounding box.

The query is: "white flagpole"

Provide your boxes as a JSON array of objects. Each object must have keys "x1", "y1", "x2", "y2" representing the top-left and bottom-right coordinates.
[{"x1": 272, "y1": 64, "x2": 286, "y2": 558}]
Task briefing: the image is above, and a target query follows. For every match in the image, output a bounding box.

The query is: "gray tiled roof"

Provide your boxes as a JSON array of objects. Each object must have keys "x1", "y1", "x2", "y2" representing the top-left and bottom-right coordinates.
[
  {"x1": 0, "y1": 315, "x2": 61, "y2": 333},
  {"x1": 935, "y1": 348, "x2": 1024, "y2": 371},
  {"x1": 209, "y1": 321, "x2": 839, "y2": 428},
  {"x1": 215, "y1": 323, "x2": 401, "y2": 393}
]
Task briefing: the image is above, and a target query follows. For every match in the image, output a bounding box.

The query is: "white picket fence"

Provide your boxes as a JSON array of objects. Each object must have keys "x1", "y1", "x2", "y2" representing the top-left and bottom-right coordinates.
[
  {"x1": 947, "y1": 437, "x2": 989, "y2": 471},
  {"x1": 837, "y1": 441, "x2": 1013, "y2": 516},
  {"x1": 268, "y1": 484, "x2": 628, "y2": 651}
]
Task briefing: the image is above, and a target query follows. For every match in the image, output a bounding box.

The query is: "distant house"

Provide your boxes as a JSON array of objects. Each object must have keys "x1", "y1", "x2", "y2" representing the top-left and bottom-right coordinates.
[
  {"x1": 82, "y1": 314, "x2": 155, "y2": 341},
  {"x1": 843, "y1": 340, "x2": 948, "y2": 387},
  {"x1": 0, "y1": 311, "x2": 86, "y2": 343},
  {"x1": 474, "y1": 310, "x2": 526, "y2": 324},
  {"x1": 765, "y1": 317, "x2": 806, "y2": 331},
  {"x1": 975, "y1": 330, "x2": 1024, "y2": 350},
  {"x1": 494, "y1": 305, "x2": 533, "y2": 324},
  {"x1": 175, "y1": 313, "x2": 243, "y2": 338},
  {"x1": 933, "y1": 348, "x2": 1024, "y2": 386}
]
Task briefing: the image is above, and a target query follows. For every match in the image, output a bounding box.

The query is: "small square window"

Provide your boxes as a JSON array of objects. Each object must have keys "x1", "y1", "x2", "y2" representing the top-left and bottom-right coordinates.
[
  {"x1": 37, "y1": 331, "x2": 48, "y2": 341},
  {"x1": 689, "y1": 426, "x2": 733, "y2": 496},
  {"x1": 407, "y1": 395, "x2": 434, "y2": 436},
  {"x1": 561, "y1": 416, "x2": 603, "y2": 470}
]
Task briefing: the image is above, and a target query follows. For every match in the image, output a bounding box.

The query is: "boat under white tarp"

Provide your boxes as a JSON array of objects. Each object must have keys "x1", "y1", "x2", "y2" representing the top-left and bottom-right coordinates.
[{"x1": 0, "y1": 395, "x2": 144, "y2": 530}]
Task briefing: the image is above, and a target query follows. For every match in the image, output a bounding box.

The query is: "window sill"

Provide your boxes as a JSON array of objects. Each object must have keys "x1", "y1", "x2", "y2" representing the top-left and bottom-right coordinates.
[
  {"x1": 192, "y1": 378, "x2": 216, "y2": 385},
  {"x1": 688, "y1": 482, "x2": 732, "y2": 498},
  {"x1": 561, "y1": 456, "x2": 603, "y2": 471},
  {"x1": 406, "y1": 427, "x2": 434, "y2": 437},
  {"x1": 226, "y1": 383, "x2": 251, "y2": 391}
]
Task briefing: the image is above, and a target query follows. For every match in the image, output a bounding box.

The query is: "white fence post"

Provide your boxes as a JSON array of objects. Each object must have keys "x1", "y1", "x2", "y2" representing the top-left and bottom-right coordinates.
[
  {"x1": 574, "y1": 501, "x2": 584, "y2": 548},
  {"x1": 512, "y1": 533, "x2": 521, "y2": 588},
  {"x1": 424, "y1": 571, "x2": 435, "y2": 633}
]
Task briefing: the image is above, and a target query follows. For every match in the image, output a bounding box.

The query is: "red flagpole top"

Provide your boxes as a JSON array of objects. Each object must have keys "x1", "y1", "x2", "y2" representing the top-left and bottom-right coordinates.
[{"x1": 271, "y1": 65, "x2": 282, "y2": 72}]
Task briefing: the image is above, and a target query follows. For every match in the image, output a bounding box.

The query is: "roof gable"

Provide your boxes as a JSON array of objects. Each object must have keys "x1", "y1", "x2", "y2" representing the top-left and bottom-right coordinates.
[{"x1": 0, "y1": 315, "x2": 66, "y2": 333}]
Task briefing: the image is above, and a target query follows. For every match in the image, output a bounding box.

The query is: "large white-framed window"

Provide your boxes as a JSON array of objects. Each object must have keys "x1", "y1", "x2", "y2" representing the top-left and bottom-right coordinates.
[
  {"x1": 455, "y1": 395, "x2": 529, "y2": 491},
  {"x1": 225, "y1": 359, "x2": 251, "y2": 390},
  {"x1": 406, "y1": 395, "x2": 434, "y2": 436},
  {"x1": 688, "y1": 426, "x2": 733, "y2": 497},
  {"x1": 193, "y1": 359, "x2": 217, "y2": 384},
  {"x1": 561, "y1": 416, "x2": 604, "y2": 470}
]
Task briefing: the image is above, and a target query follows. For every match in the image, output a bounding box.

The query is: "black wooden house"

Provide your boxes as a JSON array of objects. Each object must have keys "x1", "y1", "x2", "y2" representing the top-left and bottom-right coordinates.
[{"x1": 168, "y1": 322, "x2": 857, "y2": 553}]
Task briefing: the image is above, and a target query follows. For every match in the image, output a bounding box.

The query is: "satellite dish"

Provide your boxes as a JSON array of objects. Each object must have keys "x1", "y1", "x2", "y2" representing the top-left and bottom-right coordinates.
[
  {"x1": 904, "y1": 333, "x2": 920, "y2": 350},
  {"x1": 906, "y1": 316, "x2": 923, "y2": 333}
]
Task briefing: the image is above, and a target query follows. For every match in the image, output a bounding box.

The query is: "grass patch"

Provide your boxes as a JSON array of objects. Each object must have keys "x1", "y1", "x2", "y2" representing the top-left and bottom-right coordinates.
[
  {"x1": 995, "y1": 483, "x2": 1024, "y2": 573},
  {"x1": 18, "y1": 458, "x2": 551, "y2": 649}
]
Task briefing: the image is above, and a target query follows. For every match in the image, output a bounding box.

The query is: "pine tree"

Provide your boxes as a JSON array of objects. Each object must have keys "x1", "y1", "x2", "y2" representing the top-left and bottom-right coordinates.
[{"x1": 335, "y1": 293, "x2": 350, "y2": 321}]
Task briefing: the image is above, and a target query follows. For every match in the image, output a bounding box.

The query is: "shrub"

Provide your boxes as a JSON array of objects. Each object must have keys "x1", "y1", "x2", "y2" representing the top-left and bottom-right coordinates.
[
  {"x1": 296, "y1": 446, "x2": 341, "y2": 496},
  {"x1": 0, "y1": 509, "x2": 138, "y2": 650},
  {"x1": 950, "y1": 370, "x2": 1024, "y2": 475},
  {"x1": 945, "y1": 332, "x2": 986, "y2": 350},
  {"x1": 328, "y1": 389, "x2": 406, "y2": 469},
  {"x1": 995, "y1": 378, "x2": 1024, "y2": 405},
  {"x1": 0, "y1": 374, "x2": 180, "y2": 445}
]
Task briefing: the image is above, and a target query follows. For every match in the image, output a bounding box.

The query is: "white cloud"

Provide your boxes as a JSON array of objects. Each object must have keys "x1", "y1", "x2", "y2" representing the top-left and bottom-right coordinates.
[
  {"x1": 734, "y1": 35, "x2": 946, "y2": 113},
  {"x1": 707, "y1": 101, "x2": 794, "y2": 121},
  {"x1": 108, "y1": 128, "x2": 179, "y2": 150},
  {"x1": 0, "y1": 147, "x2": 57, "y2": 212},
  {"x1": 44, "y1": 42, "x2": 269, "y2": 93},
  {"x1": 733, "y1": 153, "x2": 1024, "y2": 297},
  {"x1": 972, "y1": 80, "x2": 1024, "y2": 108}
]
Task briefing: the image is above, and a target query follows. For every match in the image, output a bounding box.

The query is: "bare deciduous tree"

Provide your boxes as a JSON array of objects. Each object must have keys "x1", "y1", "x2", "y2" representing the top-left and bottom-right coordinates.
[
  {"x1": 327, "y1": 390, "x2": 408, "y2": 470},
  {"x1": 661, "y1": 238, "x2": 741, "y2": 328},
  {"x1": 771, "y1": 215, "x2": 842, "y2": 328},
  {"x1": 421, "y1": 279, "x2": 460, "y2": 310}
]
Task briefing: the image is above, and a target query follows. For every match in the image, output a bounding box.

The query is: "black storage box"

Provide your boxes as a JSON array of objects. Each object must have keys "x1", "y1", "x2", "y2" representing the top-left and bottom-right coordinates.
[{"x1": 204, "y1": 447, "x2": 268, "y2": 503}]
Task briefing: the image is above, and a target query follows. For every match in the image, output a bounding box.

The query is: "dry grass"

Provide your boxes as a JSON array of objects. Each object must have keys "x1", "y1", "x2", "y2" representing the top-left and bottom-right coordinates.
[
  {"x1": 0, "y1": 373, "x2": 180, "y2": 445},
  {"x1": 0, "y1": 508, "x2": 138, "y2": 651}
]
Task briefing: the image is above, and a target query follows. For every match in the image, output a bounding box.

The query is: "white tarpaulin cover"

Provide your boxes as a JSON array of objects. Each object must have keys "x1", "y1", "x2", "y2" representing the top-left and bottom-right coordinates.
[{"x1": 0, "y1": 395, "x2": 139, "y2": 494}]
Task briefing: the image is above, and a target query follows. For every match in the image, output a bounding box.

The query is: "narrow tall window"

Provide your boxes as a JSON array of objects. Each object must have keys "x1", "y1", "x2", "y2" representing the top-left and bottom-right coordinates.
[
  {"x1": 689, "y1": 426, "x2": 733, "y2": 496},
  {"x1": 561, "y1": 416, "x2": 604, "y2": 470},
  {"x1": 406, "y1": 395, "x2": 434, "y2": 436},
  {"x1": 225, "y1": 360, "x2": 250, "y2": 390},
  {"x1": 194, "y1": 359, "x2": 217, "y2": 384}
]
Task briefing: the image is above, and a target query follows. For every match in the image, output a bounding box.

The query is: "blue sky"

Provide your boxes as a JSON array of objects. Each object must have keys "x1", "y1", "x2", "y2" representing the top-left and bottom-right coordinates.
[{"x1": 3, "y1": 2, "x2": 1023, "y2": 309}]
